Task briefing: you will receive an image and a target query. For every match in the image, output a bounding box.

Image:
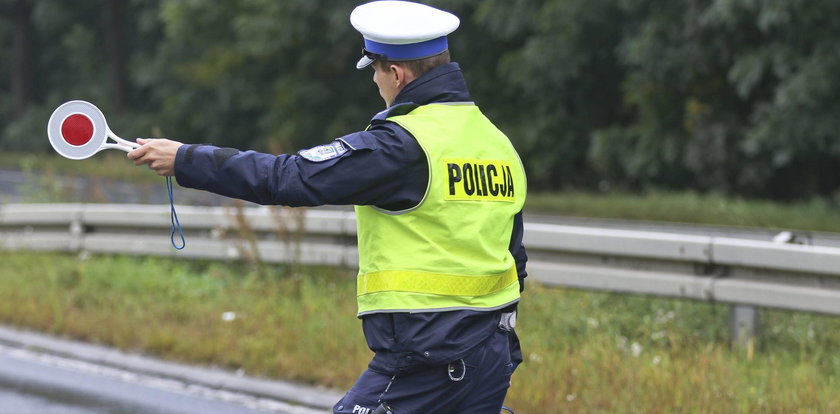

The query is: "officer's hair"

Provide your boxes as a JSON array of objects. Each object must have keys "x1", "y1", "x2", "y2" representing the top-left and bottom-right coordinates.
[{"x1": 375, "y1": 50, "x2": 451, "y2": 78}]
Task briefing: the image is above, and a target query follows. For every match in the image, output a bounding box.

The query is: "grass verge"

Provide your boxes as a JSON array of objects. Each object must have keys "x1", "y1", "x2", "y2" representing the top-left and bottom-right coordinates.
[{"x1": 0, "y1": 251, "x2": 838, "y2": 413}]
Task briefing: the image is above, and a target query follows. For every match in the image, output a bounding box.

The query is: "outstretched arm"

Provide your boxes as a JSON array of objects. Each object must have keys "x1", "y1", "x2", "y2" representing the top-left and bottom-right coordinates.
[{"x1": 125, "y1": 126, "x2": 428, "y2": 208}]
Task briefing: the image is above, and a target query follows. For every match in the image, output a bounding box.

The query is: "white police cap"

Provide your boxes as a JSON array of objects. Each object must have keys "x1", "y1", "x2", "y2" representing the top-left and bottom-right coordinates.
[{"x1": 350, "y1": 1, "x2": 460, "y2": 69}]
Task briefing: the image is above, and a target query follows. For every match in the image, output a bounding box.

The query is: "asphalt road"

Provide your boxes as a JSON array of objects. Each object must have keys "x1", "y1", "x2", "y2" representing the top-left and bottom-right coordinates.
[{"x1": 0, "y1": 343, "x2": 324, "y2": 414}]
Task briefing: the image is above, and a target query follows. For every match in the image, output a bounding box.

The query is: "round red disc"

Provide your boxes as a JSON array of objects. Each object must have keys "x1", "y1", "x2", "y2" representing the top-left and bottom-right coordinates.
[{"x1": 61, "y1": 114, "x2": 94, "y2": 146}]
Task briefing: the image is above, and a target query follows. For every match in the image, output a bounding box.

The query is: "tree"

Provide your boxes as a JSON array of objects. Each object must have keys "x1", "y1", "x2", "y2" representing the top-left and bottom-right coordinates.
[
  {"x1": 593, "y1": 0, "x2": 840, "y2": 198},
  {"x1": 3, "y1": 0, "x2": 840, "y2": 200},
  {"x1": 590, "y1": 0, "x2": 748, "y2": 193},
  {"x1": 103, "y1": 0, "x2": 128, "y2": 113},
  {"x1": 458, "y1": 0, "x2": 628, "y2": 190},
  {"x1": 130, "y1": 0, "x2": 377, "y2": 152},
  {"x1": 8, "y1": 0, "x2": 38, "y2": 119},
  {"x1": 703, "y1": 0, "x2": 840, "y2": 198}
]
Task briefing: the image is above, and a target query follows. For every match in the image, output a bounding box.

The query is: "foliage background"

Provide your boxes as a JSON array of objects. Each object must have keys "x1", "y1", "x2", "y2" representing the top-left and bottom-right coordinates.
[{"x1": 3, "y1": 0, "x2": 840, "y2": 199}]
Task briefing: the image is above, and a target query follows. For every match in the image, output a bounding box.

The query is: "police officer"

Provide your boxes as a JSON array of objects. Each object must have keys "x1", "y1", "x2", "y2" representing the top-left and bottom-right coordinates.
[{"x1": 128, "y1": 1, "x2": 527, "y2": 413}]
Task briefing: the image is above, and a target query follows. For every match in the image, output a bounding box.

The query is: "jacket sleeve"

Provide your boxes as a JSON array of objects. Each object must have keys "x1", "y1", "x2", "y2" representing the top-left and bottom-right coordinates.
[
  {"x1": 509, "y1": 211, "x2": 528, "y2": 292},
  {"x1": 173, "y1": 126, "x2": 427, "y2": 208}
]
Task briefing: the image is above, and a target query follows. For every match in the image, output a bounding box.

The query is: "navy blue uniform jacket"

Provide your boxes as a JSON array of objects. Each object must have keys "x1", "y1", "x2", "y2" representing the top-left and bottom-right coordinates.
[{"x1": 174, "y1": 62, "x2": 527, "y2": 375}]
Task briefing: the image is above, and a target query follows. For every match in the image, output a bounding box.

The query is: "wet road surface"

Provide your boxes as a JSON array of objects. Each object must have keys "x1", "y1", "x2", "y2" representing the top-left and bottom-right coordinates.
[{"x1": 0, "y1": 343, "x2": 321, "y2": 414}]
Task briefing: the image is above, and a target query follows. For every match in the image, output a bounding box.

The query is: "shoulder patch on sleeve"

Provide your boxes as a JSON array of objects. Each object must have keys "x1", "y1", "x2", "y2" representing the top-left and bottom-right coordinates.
[{"x1": 298, "y1": 140, "x2": 348, "y2": 162}]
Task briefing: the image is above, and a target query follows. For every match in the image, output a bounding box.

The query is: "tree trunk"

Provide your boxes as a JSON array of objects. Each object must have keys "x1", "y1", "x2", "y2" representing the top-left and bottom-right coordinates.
[
  {"x1": 9, "y1": 0, "x2": 37, "y2": 119},
  {"x1": 103, "y1": 0, "x2": 128, "y2": 113}
]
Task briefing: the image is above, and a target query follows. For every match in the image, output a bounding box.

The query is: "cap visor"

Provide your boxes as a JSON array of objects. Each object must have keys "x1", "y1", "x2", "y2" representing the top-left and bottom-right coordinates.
[{"x1": 356, "y1": 55, "x2": 376, "y2": 69}]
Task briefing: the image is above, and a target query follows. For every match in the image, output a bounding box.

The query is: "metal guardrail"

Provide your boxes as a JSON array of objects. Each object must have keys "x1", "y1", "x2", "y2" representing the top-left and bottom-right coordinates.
[
  {"x1": 2, "y1": 203, "x2": 840, "y2": 321},
  {"x1": 0, "y1": 203, "x2": 359, "y2": 267},
  {"x1": 525, "y1": 223, "x2": 840, "y2": 316}
]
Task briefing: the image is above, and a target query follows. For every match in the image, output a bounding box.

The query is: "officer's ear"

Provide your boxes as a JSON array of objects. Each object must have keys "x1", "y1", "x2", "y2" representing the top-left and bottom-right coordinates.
[{"x1": 389, "y1": 64, "x2": 416, "y2": 88}]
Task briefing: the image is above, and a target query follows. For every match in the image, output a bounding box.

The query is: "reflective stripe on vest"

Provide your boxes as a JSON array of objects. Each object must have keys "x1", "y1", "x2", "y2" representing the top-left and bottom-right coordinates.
[
  {"x1": 357, "y1": 266, "x2": 518, "y2": 297},
  {"x1": 355, "y1": 103, "x2": 526, "y2": 316}
]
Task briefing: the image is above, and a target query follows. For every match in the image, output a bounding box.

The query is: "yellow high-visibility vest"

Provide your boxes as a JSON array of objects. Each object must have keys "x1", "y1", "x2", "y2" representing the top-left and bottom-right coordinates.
[{"x1": 355, "y1": 103, "x2": 527, "y2": 315}]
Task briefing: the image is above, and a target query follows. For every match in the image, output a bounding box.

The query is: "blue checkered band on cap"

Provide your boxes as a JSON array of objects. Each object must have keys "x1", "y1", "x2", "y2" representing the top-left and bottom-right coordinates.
[{"x1": 364, "y1": 36, "x2": 448, "y2": 60}]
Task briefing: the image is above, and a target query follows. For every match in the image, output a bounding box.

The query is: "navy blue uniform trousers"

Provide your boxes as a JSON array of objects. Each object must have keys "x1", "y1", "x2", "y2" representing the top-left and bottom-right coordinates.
[{"x1": 334, "y1": 328, "x2": 514, "y2": 414}]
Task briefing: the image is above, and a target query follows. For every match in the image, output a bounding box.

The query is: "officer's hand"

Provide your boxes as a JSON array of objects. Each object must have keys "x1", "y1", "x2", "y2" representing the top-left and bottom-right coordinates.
[{"x1": 127, "y1": 138, "x2": 183, "y2": 177}]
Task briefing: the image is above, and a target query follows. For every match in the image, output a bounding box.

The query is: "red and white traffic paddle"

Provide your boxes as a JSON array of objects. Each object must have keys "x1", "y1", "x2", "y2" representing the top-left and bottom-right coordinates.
[
  {"x1": 47, "y1": 100, "x2": 140, "y2": 160},
  {"x1": 46, "y1": 100, "x2": 185, "y2": 249}
]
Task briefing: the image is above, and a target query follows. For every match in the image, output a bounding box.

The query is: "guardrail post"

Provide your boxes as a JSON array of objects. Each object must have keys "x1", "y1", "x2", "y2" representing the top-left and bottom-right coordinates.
[
  {"x1": 730, "y1": 304, "x2": 759, "y2": 352},
  {"x1": 69, "y1": 208, "x2": 84, "y2": 253}
]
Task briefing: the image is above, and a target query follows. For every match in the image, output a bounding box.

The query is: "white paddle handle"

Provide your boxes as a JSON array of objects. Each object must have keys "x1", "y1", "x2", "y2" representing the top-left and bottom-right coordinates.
[
  {"x1": 100, "y1": 143, "x2": 138, "y2": 153},
  {"x1": 103, "y1": 128, "x2": 140, "y2": 152}
]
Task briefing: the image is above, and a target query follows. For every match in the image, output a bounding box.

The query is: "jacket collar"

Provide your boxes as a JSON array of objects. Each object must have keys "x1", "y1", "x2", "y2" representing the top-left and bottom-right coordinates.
[
  {"x1": 370, "y1": 62, "x2": 471, "y2": 122},
  {"x1": 393, "y1": 62, "x2": 471, "y2": 106}
]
